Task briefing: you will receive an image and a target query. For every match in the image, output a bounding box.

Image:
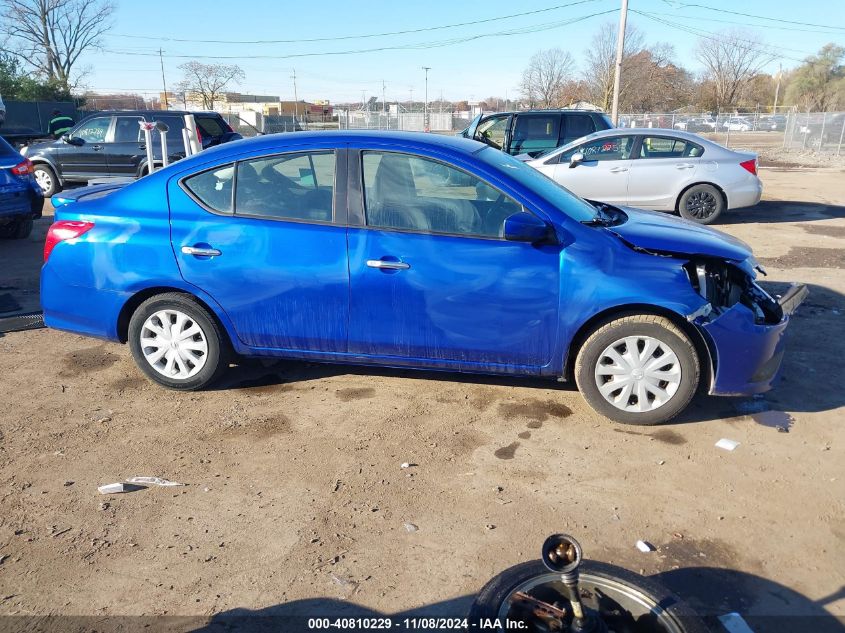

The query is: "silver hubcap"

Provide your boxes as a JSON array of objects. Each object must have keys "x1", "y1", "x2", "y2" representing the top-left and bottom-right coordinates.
[
  {"x1": 595, "y1": 335, "x2": 682, "y2": 412},
  {"x1": 34, "y1": 169, "x2": 52, "y2": 193},
  {"x1": 140, "y1": 309, "x2": 208, "y2": 380}
]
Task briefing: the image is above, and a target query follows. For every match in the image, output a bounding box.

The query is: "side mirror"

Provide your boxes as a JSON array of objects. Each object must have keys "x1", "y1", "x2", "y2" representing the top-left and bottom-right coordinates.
[
  {"x1": 64, "y1": 135, "x2": 84, "y2": 146},
  {"x1": 503, "y1": 212, "x2": 556, "y2": 245},
  {"x1": 569, "y1": 152, "x2": 584, "y2": 168}
]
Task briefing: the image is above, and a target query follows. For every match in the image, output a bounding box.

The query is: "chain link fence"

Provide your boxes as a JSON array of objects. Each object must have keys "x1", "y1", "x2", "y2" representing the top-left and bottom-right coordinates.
[
  {"x1": 620, "y1": 110, "x2": 845, "y2": 156},
  {"x1": 337, "y1": 110, "x2": 470, "y2": 133}
]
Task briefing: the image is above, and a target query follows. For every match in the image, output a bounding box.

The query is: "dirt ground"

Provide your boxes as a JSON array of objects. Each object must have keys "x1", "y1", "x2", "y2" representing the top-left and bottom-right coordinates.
[{"x1": 0, "y1": 169, "x2": 843, "y2": 630}]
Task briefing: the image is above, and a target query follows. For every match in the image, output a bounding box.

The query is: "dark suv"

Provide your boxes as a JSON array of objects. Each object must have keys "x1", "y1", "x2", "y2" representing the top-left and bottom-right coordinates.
[
  {"x1": 461, "y1": 110, "x2": 613, "y2": 157},
  {"x1": 22, "y1": 110, "x2": 242, "y2": 196}
]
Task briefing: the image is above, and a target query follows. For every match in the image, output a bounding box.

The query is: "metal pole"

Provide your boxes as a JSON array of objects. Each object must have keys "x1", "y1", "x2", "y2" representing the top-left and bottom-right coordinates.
[
  {"x1": 818, "y1": 112, "x2": 827, "y2": 152},
  {"x1": 159, "y1": 129, "x2": 169, "y2": 167},
  {"x1": 610, "y1": 0, "x2": 629, "y2": 126},
  {"x1": 836, "y1": 116, "x2": 844, "y2": 156},
  {"x1": 291, "y1": 69, "x2": 299, "y2": 129},
  {"x1": 422, "y1": 66, "x2": 431, "y2": 132},
  {"x1": 772, "y1": 63, "x2": 781, "y2": 113},
  {"x1": 159, "y1": 48, "x2": 168, "y2": 110},
  {"x1": 143, "y1": 127, "x2": 154, "y2": 174}
]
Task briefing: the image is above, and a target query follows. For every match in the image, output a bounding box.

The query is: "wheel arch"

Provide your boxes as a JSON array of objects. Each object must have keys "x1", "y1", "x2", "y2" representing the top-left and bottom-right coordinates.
[
  {"x1": 675, "y1": 180, "x2": 728, "y2": 213},
  {"x1": 30, "y1": 157, "x2": 63, "y2": 183},
  {"x1": 563, "y1": 303, "x2": 714, "y2": 391},
  {"x1": 116, "y1": 286, "x2": 236, "y2": 349}
]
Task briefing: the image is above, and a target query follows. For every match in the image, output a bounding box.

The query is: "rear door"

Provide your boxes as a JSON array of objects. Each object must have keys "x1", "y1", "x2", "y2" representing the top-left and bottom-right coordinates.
[
  {"x1": 169, "y1": 146, "x2": 349, "y2": 352},
  {"x1": 106, "y1": 115, "x2": 144, "y2": 176},
  {"x1": 626, "y1": 135, "x2": 702, "y2": 210},
  {"x1": 61, "y1": 115, "x2": 112, "y2": 180},
  {"x1": 550, "y1": 134, "x2": 636, "y2": 205}
]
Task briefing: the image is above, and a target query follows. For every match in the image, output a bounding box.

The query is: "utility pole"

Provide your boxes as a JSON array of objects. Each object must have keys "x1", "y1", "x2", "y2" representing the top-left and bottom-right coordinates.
[
  {"x1": 422, "y1": 66, "x2": 431, "y2": 131},
  {"x1": 291, "y1": 69, "x2": 299, "y2": 127},
  {"x1": 610, "y1": 0, "x2": 629, "y2": 126},
  {"x1": 772, "y1": 62, "x2": 783, "y2": 113},
  {"x1": 159, "y1": 48, "x2": 168, "y2": 110}
]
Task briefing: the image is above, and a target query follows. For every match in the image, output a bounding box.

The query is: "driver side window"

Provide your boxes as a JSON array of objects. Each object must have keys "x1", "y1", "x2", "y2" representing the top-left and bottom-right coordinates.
[
  {"x1": 73, "y1": 117, "x2": 111, "y2": 143},
  {"x1": 234, "y1": 151, "x2": 335, "y2": 222}
]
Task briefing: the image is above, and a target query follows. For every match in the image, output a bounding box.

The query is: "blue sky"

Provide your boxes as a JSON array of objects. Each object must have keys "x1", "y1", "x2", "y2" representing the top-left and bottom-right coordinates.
[{"x1": 83, "y1": 0, "x2": 845, "y2": 104}]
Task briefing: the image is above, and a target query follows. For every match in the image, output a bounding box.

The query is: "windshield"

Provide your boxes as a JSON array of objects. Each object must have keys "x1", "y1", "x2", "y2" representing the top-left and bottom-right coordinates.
[{"x1": 478, "y1": 146, "x2": 597, "y2": 222}]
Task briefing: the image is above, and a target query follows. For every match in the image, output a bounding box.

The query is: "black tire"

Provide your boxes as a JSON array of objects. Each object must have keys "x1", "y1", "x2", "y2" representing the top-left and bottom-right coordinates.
[
  {"x1": 677, "y1": 184, "x2": 723, "y2": 225},
  {"x1": 128, "y1": 292, "x2": 231, "y2": 390},
  {"x1": 468, "y1": 559, "x2": 711, "y2": 633},
  {"x1": 32, "y1": 164, "x2": 59, "y2": 197},
  {"x1": 574, "y1": 315, "x2": 699, "y2": 426},
  {"x1": 12, "y1": 216, "x2": 34, "y2": 239}
]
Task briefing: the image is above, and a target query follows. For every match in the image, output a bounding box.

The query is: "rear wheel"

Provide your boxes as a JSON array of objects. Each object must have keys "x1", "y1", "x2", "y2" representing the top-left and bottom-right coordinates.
[
  {"x1": 575, "y1": 315, "x2": 699, "y2": 425},
  {"x1": 678, "y1": 184, "x2": 723, "y2": 224},
  {"x1": 0, "y1": 216, "x2": 33, "y2": 239},
  {"x1": 33, "y1": 164, "x2": 59, "y2": 197},
  {"x1": 128, "y1": 293, "x2": 230, "y2": 390}
]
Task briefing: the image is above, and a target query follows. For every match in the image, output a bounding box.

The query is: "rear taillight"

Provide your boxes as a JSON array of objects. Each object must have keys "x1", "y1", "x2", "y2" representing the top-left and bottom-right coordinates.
[
  {"x1": 195, "y1": 126, "x2": 203, "y2": 145},
  {"x1": 740, "y1": 159, "x2": 757, "y2": 176},
  {"x1": 11, "y1": 158, "x2": 34, "y2": 176},
  {"x1": 44, "y1": 220, "x2": 94, "y2": 262}
]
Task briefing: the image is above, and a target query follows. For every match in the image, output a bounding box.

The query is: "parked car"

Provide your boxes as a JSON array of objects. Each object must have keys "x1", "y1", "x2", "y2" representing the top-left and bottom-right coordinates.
[
  {"x1": 527, "y1": 129, "x2": 761, "y2": 224},
  {"x1": 722, "y1": 117, "x2": 753, "y2": 132},
  {"x1": 0, "y1": 93, "x2": 6, "y2": 127},
  {"x1": 41, "y1": 131, "x2": 806, "y2": 425},
  {"x1": 460, "y1": 110, "x2": 612, "y2": 157},
  {"x1": 0, "y1": 134, "x2": 43, "y2": 239},
  {"x1": 799, "y1": 113, "x2": 845, "y2": 149},
  {"x1": 21, "y1": 110, "x2": 242, "y2": 196},
  {"x1": 759, "y1": 115, "x2": 786, "y2": 131},
  {"x1": 673, "y1": 117, "x2": 714, "y2": 133}
]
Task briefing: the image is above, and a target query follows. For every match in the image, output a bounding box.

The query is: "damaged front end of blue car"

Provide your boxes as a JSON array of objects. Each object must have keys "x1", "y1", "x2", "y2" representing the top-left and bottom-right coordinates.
[{"x1": 683, "y1": 257, "x2": 808, "y2": 396}]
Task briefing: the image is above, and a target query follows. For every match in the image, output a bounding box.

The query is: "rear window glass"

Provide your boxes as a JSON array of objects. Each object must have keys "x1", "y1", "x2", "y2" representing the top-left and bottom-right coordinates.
[
  {"x1": 183, "y1": 163, "x2": 234, "y2": 213},
  {"x1": 196, "y1": 117, "x2": 225, "y2": 137},
  {"x1": 0, "y1": 135, "x2": 21, "y2": 159}
]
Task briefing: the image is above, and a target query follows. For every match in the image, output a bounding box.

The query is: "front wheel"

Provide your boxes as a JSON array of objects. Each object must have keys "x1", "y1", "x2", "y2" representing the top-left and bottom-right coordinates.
[
  {"x1": 128, "y1": 292, "x2": 230, "y2": 390},
  {"x1": 469, "y1": 559, "x2": 710, "y2": 633},
  {"x1": 33, "y1": 164, "x2": 59, "y2": 197},
  {"x1": 574, "y1": 315, "x2": 700, "y2": 425}
]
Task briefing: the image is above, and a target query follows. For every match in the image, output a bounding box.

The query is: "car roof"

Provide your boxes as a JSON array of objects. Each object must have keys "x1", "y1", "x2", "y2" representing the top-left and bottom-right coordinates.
[{"x1": 78, "y1": 110, "x2": 220, "y2": 117}]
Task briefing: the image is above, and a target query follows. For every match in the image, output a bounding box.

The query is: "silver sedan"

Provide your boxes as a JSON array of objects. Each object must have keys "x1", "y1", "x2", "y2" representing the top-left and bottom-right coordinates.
[{"x1": 527, "y1": 128, "x2": 762, "y2": 224}]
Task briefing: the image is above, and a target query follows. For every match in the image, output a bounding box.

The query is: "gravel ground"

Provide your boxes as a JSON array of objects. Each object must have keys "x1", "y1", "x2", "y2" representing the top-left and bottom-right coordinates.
[{"x1": 0, "y1": 168, "x2": 843, "y2": 630}]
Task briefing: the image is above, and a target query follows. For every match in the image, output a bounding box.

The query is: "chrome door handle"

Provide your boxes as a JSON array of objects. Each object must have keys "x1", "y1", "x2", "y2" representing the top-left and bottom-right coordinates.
[
  {"x1": 609, "y1": 166, "x2": 628, "y2": 173},
  {"x1": 675, "y1": 163, "x2": 694, "y2": 169},
  {"x1": 91, "y1": 145, "x2": 103, "y2": 151},
  {"x1": 181, "y1": 246, "x2": 222, "y2": 257},
  {"x1": 366, "y1": 259, "x2": 410, "y2": 270}
]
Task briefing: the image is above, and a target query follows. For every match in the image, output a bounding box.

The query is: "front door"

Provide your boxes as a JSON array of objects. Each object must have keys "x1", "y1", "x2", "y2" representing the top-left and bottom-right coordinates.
[
  {"x1": 169, "y1": 148, "x2": 349, "y2": 352},
  {"x1": 61, "y1": 115, "x2": 112, "y2": 180},
  {"x1": 347, "y1": 150, "x2": 560, "y2": 369},
  {"x1": 550, "y1": 134, "x2": 637, "y2": 206}
]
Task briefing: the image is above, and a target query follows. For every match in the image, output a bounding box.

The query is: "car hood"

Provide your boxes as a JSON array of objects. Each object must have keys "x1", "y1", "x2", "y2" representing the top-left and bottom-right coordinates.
[{"x1": 606, "y1": 206, "x2": 753, "y2": 262}]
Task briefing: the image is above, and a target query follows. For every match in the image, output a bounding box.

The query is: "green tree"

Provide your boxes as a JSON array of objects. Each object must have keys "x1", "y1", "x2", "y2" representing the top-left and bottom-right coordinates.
[
  {"x1": 785, "y1": 44, "x2": 845, "y2": 111},
  {"x1": 0, "y1": 52, "x2": 73, "y2": 101}
]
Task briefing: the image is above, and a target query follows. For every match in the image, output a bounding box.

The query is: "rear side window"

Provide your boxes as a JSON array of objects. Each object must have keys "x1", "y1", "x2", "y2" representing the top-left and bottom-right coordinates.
[
  {"x1": 196, "y1": 116, "x2": 225, "y2": 137},
  {"x1": 153, "y1": 116, "x2": 186, "y2": 143},
  {"x1": 512, "y1": 115, "x2": 561, "y2": 154},
  {"x1": 183, "y1": 163, "x2": 234, "y2": 213},
  {"x1": 639, "y1": 137, "x2": 704, "y2": 158},
  {"x1": 114, "y1": 117, "x2": 142, "y2": 143},
  {"x1": 235, "y1": 151, "x2": 335, "y2": 222},
  {"x1": 562, "y1": 114, "x2": 595, "y2": 143}
]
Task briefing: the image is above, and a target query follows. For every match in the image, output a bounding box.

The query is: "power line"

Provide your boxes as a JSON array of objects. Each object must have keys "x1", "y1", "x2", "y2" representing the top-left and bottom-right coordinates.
[
  {"x1": 108, "y1": 0, "x2": 602, "y2": 45},
  {"x1": 101, "y1": 9, "x2": 618, "y2": 61},
  {"x1": 641, "y1": 9, "x2": 845, "y2": 35},
  {"x1": 675, "y1": 3, "x2": 845, "y2": 31}
]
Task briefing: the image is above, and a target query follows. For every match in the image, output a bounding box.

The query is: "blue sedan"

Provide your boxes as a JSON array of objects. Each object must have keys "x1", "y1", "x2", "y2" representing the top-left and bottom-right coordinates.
[
  {"x1": 41, "y1": 131, "x2": 806, "y2": 425},
  {"x1": 1, "y1": 135, "x2": 43, "y2": 239}
]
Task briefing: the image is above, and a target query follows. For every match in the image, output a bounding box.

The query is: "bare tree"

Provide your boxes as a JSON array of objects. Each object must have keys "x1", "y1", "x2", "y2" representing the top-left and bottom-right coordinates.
[
  {"x1": 176, "y1": 61, "x2": 245, "y2": 110},
  {"x1": 1, "y1": 0, "x2": 114, "y2": 91},
  {"x1": 521, "y1": 48, "x2": 574, "y2": 108},
  {"x1": 696, "y1": 30, "x2": 775, "y2": 110}
]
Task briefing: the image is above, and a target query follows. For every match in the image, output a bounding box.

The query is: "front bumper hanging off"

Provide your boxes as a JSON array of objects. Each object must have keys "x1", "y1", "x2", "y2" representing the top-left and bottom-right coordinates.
[{"x1": 698, "y1": 283, "x2": 808, "y2": 396}]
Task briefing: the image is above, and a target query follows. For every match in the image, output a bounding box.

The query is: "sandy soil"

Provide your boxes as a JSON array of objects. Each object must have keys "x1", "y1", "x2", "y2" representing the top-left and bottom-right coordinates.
[{"x1": 0, "y1": 169, "x2": 843, "y2": 630}]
